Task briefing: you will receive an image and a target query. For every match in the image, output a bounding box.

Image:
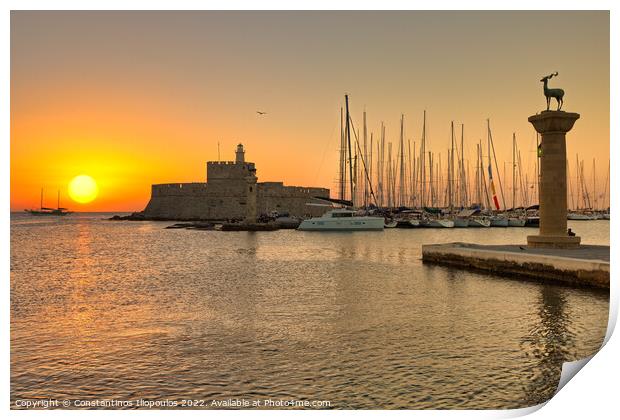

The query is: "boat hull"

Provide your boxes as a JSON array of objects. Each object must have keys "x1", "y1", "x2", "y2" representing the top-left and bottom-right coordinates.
[
  {"x1": 395, "y1": 219, "x2": 420, "y2": 228},
  {"x1": 25, "y1": 210, "x2": 70, "y2": 216},
  {"x1": 468, "y1": 218, "x2": 491, "y2": 228},
  {"x1": 525, "y1": 217, "x2": 540, "y2": 227},
  {"x1": 453, "y1": 218, "x2": 469, "y2": 228},
  {"x1": 298, "y1": 216, "x2": 385, "y2": 231},
  {"x1": 490, "y1": 217, "x2": 509, "y2": 227},
  {"x1": 508, "y1": 218, "x2": 526, "y2": 227},
  {"x1": 567, "y1": 213, "x2": 594, "y2": 220},
  {"x1": 421, "y1": 219, "x2": 455, "y2": 228}
]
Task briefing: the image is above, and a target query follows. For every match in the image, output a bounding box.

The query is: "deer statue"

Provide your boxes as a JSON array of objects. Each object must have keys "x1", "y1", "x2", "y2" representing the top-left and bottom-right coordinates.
[{"x1": 540, "y1": 72, "x2": 564, "y2": 111}]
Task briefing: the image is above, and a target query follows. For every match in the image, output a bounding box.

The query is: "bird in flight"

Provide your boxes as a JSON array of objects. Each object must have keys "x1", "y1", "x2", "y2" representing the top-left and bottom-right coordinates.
[{"x1": 256, "y1": 111, "x2": 267, "y2": 115}]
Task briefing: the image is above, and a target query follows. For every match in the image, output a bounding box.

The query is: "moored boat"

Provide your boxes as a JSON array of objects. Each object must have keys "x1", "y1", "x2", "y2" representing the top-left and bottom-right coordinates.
[
  {"x1": 453, "y1": 218, "x2": 469, "y2": 228},
  {"x1": 489, "y1": 215, "x2": 509, "y2": 227},
  {"x1": 508, "y1": 217, "x2": 526, "y2": 227},
  {"x1": 468, "y1": 217, "x2": 491, "y2": 228},
  {"x1": 298, "y1": 209, "x2": 385, "y2": 231},
  {"x1": 567, "y1": 212, "x2": 595, "y2": 220},
  {"x1": 420, "y1": 218, "x2": 455, "y2": 228}
]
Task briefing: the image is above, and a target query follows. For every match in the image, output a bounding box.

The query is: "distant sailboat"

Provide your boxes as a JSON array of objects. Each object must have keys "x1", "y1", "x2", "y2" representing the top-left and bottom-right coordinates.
[{"x1": 25, "y1": 189, "x2": 71, "y2": 216}]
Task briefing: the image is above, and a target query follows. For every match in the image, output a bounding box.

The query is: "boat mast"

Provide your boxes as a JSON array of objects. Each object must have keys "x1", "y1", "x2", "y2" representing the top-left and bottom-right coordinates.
[
  {"x1": 363, "y1": 111, "x2": 368, "y2": 207},
  {"x1": 421, "y1": 111, "x2": 426, "y2": 208},
  {"x1": 481, "y1": 139, "x2": 491, "y2": 210},
  {"x1": 460, "y1": 124, "x2": 466, "y2": 208},
  {"x1": 428, "y1": 152, "x2": 434, "y2": 206},
  {"x1": 487, "y1": 119, "x2": 507, "y2": 210},
  {"x1": 593, "y1": 158, "x2": 596, "y2": 210},
  {"x1": 449, "y1": 122, "x2": 454, "y2": 210},
  {"x1": 604, "y1": 160, "x2": 610, "y2": 209},
  {"x1": 338, "y1": 107, "x2": 346, "y2": 200},
  {"x1": 399, "y1": 115, "x2": 405, "y2": 207},
  {"x1": 411, "y1": 140, "x2": 416, "y2": 207},
  {"x1": 576, "y1": 154, "x2": 580, "y2": 209},
  {"x1": 512, "y1": 133, "x2": 516, "y2": 210},
  {"x1": 344, "y1": 95, "x2": 354, "y2": 206},
  {"x1": 369, "y1": 133, "x2": 373, "y2": 206},
  {"x1": 408, "y1": 138, "x2": 412, "y2": 207},
  {"x1": 535, "y1": 133, "x2": 540, "y2": 203}
]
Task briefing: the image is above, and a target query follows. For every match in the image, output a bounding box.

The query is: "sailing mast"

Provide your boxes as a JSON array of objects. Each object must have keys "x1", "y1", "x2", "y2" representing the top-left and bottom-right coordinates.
[
  {"x1": 593, "y1": 158, "x2": 596, "y2": 210},
  {"x1": 512, "y1": 133, "x2": 516, "y2": 209},
  {"x1": 398, "y1": 115, "x2": 405, "y2": 207},
  {"x1": 460, "y1": 124, "x2": 466, "y2": 208},
  {"x1": 449, "y1": 122, "x2": 454, "y2": 210},
  {"x1": 420, "y1": 111, "x2": 426, "y2": 208},
  {"x1": 482, "y1": 139, "x2": 492, "y2": 210},
  {"x1": 344, "y1": 95, "x2": 354, "y2": 206},
  {"x1": 363, "y1": 111, "x2": 368, "y2": 207},
  {"x1": 339, "y1": 107, "x2": 345, "y2": 200},
  {"x1": 487, "y1": 119, "x2": 507, "y2": 210},
  {"x1": 408, "y1": 138, "x2": 413, "y2": 207}
]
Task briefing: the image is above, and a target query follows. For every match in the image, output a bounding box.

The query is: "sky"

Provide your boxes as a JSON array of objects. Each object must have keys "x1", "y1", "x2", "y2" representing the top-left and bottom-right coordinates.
[{"x1": 10, "y1": 11, "x2": 609, "y2": 211}]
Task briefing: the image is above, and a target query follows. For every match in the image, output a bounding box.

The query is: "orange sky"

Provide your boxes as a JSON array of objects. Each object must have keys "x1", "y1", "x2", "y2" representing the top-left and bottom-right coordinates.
[{"x1": 11, "y1": 11, "x2": 609, "y2": 211}]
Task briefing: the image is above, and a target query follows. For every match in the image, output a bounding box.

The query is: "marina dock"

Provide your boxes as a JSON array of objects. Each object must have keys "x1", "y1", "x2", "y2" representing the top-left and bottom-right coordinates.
[{"x1": 422, "y1": 243, "x2": 609, "y2": 289}]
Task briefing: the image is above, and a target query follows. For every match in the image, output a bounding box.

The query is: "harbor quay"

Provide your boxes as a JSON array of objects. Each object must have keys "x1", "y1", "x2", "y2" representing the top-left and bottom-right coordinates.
[
  {"x1": 421, "y1": 243, "x2": 609, "y2": 289},
  {"x1": 422, "y1": 106, "x2": 609, "y2": 289}
]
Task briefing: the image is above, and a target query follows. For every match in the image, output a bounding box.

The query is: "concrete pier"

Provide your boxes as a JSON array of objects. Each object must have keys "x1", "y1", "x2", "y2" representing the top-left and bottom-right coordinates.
[{"x1": 422, "y1": 243, "x2": 609, "y2": 289}]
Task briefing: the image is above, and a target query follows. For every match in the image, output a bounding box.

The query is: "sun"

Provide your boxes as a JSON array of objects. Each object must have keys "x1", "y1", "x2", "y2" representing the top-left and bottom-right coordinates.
[{"x1": 68, "y1": 175, "x2": 99, "y2": 204}]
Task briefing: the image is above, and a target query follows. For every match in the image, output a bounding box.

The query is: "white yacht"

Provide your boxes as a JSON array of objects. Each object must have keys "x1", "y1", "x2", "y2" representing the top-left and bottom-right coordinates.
[{"x1": 297, "y1": 209, "x2": 385, "y2": 231}]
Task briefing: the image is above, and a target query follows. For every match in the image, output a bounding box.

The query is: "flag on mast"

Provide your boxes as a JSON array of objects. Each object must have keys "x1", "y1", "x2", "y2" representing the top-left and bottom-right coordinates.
[{"x1": 488, "y1": 164, "x2": 501, "y2": 210}]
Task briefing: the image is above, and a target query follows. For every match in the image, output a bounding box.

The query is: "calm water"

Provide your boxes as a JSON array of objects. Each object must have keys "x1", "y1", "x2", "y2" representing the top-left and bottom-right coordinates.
[{"x1": 10, "y1": 213, "x2": 609, "y2": 409}]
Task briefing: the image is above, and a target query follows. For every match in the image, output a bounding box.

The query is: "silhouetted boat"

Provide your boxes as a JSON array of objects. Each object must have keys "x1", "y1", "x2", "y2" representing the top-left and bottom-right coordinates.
[{"x1": 25, "y1": 189, "x2": 71, "y2": 216}]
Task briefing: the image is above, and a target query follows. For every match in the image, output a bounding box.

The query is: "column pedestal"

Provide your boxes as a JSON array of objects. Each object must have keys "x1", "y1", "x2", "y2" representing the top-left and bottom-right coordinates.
[{"x1": 527, "y1": 110, "x2": 580, "y2": 249}]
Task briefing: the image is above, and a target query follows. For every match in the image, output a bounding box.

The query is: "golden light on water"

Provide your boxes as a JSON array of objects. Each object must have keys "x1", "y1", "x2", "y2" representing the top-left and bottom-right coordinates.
[{"x1": 68, "y1": 175, "x2": 99, "y2": 204}]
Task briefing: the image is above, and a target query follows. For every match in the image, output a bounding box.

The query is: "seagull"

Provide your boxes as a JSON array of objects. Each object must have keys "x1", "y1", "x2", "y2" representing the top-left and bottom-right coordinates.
[{"x1": 256, "y1": 111, "x2": 267, "y2": 115}]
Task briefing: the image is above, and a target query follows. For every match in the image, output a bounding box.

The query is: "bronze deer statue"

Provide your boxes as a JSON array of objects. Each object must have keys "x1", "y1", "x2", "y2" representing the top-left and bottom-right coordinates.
[{"x1": 540, "y1": 72, "x2": 564, "y2": 111}]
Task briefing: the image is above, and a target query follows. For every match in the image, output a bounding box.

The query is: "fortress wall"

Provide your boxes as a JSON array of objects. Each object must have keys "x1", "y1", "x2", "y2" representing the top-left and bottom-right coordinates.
[
  {"x1": 144, "y1": 182, "x2": 249, "y2": 220},
  {"x1": 257, "y1": 183, "x2": 330, "y2": 217},
  {"x1": 142, "y1": 154, "x2": 330, "y2": 220}
]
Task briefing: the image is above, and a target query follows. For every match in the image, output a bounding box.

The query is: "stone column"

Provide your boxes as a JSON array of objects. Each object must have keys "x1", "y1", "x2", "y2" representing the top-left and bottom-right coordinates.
[{"x1": 527, "y1": 111, "x2": 580, "y2": 248}]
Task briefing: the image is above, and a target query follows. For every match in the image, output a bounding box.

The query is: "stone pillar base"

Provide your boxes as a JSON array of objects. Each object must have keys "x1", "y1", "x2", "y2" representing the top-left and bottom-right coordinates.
[{"x1": 527, "y1": 235, "x2": 581, "y2": 249}]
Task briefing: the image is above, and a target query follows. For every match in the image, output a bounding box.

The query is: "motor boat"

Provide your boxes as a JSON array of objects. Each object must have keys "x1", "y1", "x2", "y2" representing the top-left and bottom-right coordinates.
[{"x1": 297, "y1": 209, "x2": 385, "y2": 231}]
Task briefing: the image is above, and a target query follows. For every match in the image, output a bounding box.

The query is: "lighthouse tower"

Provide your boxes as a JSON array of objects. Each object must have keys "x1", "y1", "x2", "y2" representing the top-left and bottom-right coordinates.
[{"x1": 235, "y1": 143, "x2": 245, "y2": 163}]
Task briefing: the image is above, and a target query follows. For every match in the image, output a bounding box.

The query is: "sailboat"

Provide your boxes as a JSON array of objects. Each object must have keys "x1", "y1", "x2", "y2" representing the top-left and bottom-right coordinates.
[
  {"x1": 298, "y1": 95, "x2": 384, "y2": 232},
  {"x1": 25, "y1": 189, "x2": 71, "y2": 216}
]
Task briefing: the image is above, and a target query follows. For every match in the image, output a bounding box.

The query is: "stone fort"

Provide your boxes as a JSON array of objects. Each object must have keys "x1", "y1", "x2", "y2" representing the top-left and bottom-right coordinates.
[{"x1": 143, "y1": 144, "x2": 330, "y2": 220}]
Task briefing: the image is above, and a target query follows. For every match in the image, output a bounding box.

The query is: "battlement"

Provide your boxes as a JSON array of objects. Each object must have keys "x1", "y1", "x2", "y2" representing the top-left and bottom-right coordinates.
[
  {"x1": 151, "y1": 183, "x2": 209, "y2": 196},
  {"x1": 207, "y1": 161, "x2": 256, "y2": 183},
  {"x1": 258, "y1": 182, "x2": 329, "y2": 197},
  {"x1": 206, "y1": 161, "x2": 239, "y2": 165}
]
